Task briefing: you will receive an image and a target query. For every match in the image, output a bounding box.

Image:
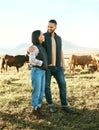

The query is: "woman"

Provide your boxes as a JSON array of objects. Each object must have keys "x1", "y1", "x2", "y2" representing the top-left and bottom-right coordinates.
[{"x1": 28, "y1": 30, "x2": 47, "y2": 119}]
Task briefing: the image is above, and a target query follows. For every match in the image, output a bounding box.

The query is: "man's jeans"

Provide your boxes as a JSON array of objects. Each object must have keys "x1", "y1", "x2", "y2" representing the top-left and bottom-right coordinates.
[
  {"x1": 45, "y1": 66, "x2": 68, "y2": 107},
  {"x1": 31, "y1": 67, "x2": 45, "y2": 108}
]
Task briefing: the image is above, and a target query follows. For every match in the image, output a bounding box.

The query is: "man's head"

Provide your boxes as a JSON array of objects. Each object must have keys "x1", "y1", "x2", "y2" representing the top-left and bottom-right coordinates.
[{"x1": 47, "y1": 19, "x2": 57, "y2": 34}]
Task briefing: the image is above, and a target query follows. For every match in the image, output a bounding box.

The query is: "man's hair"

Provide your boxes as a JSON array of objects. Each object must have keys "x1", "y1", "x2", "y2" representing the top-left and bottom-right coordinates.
[{"x1": 49, "y1": 19, "x2": 57, "y2": 25}]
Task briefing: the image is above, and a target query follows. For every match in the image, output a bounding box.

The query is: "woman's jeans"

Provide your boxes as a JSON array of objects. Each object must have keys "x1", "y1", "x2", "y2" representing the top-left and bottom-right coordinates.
[
  {"x1": 31, "y1": 67, "x2": 45, "y2": 108},
  {"x1": 45, "y1": 66, "x2": 68, "y2": 107}
]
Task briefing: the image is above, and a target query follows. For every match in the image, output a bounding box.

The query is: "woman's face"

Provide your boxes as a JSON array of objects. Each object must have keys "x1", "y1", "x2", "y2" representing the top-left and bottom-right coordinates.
[{"x1": 39, "y1": 32, "x2": 45, "y2": 44}]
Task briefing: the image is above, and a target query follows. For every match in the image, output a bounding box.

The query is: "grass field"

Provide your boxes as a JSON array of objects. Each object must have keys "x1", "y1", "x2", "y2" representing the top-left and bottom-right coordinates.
[{"x1": 0, "y1": 63, "x2": 99, "y2": 130}]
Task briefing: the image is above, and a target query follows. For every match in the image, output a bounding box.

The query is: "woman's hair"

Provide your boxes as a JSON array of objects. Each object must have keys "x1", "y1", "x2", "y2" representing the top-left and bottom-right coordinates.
[{"x1": 32, "y1": 30, "x2": 41, "y2": 44}]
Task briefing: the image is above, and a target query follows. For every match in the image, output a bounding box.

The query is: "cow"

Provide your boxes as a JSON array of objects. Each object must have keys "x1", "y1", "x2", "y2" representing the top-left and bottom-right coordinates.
[
  {"x1": 68, "y1": 54, "x2": 97, "y2": 70},
  {"x1": 1, "y1": 54, "x2": 29, "y2": 72},
  {"x1": 1, "y1": 54, "x2": 14, "y2": 72}
]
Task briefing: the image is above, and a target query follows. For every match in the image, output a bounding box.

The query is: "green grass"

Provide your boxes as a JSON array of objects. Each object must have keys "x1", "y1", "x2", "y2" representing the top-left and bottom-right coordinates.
[{"x1": 0, "y1": 65, "x2": 99, "y2": 130}]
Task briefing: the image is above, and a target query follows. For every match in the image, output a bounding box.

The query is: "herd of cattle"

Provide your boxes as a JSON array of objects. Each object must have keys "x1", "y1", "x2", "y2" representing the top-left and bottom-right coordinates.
[{"x1": 0, "y1": 53, "x2": 99, "y2": 73}]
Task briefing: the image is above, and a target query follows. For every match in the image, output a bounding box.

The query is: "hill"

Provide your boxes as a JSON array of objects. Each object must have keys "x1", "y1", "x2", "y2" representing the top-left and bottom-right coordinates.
[
  {"x1": 0, "y1": 41, "x2": 99, "y2": 56},
  {"x1": 62, "y1": 40, "x2": 99, "y2": 54},
  {"x1": 0, "y1": 43, "x2": 31, "y2": 56}
]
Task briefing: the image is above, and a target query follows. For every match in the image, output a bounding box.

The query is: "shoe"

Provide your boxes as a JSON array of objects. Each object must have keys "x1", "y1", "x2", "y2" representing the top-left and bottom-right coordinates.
[
  {"x1": 62, "y1": 106, "x2": 75, "y2": 114},
  {"x1": 49, "y1": 105, "x2": 57, "y2": 113},
  {"x1": 32, "y1": 107, "x2": 45, "y2": 119}
]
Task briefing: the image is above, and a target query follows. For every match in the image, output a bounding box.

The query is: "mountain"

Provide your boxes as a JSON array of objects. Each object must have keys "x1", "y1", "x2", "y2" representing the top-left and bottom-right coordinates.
[
  {"x1": 0, "y1": 41, "x2": 99, "y2": 56},
  {"x1": 62, "y1": 40, "x2": 99, "y2": 54},
  {"x1": 0, "y1": 43, "x2": 31, "y2": 56}
]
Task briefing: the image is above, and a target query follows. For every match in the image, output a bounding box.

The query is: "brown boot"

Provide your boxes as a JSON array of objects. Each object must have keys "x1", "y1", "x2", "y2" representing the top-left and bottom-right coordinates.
[
  {"x1": 32, "y1": 107, "x2": 45, "y2": 119},
  {"x1": 32, "y1": 108, "x2": 37, "y2": 115}
]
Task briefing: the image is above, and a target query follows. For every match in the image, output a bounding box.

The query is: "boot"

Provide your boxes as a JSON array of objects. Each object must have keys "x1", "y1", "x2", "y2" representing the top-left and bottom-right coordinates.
[{"x1": 32, "y1": 107, "x2": 45, "y2": 119}]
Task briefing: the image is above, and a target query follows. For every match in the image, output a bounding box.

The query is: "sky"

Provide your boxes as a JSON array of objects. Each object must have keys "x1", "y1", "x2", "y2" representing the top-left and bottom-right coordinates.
[{"x1": 0, "y1": 0, "x2": 99, "y2": 49}]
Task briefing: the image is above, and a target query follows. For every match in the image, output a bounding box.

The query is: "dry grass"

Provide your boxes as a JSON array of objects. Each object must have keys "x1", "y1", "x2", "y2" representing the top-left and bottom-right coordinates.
[{"x1": 0, "y1": 63, "x2": 99, "y2": 130}]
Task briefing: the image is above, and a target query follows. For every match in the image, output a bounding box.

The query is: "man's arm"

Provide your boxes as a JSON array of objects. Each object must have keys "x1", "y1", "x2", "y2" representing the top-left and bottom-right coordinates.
[{"x1": 61, "y1": 50, "x2": 66, "y2": 71}]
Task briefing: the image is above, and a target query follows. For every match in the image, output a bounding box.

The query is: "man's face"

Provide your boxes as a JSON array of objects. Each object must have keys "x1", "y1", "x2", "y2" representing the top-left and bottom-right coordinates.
[{"x1": 47, "y1": 22, "x2": 57, "y2": 33}]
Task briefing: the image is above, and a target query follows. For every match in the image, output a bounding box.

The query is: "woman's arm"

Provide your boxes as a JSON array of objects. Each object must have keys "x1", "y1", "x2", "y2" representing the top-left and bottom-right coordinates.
[{"x1": 28, "y1": 45, "x2": 43, "y2": 66}]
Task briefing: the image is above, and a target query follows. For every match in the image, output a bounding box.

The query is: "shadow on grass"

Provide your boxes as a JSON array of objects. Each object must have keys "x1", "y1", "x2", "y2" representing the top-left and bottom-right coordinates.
[{"x1": 0, "y1": 105, "x2": 99, "y2": 130}]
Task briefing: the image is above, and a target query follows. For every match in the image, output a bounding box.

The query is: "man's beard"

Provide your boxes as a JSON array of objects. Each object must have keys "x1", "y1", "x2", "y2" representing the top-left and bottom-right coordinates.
[{"x1": 47, "y1": 30, "x2": 55, "y2": 34}]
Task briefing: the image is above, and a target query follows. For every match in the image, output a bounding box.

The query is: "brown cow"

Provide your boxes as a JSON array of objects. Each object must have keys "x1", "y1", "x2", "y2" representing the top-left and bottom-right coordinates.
[
  {"x1": 68, "y1": 54, "x2": 96, "y2": 70},
  {"x1": 1, "y1": 54, "x2": 14, "y2": 72},
  {"x1": 1, "y1": 54, "x2": 29, "y2": 72}
]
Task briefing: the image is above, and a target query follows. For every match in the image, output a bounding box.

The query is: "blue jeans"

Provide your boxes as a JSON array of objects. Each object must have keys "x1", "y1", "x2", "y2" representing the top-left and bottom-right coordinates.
[
  {"x1": 45, "y1": 66, "x2": 68, "y2": 107},
  {"x1": 31, "y1": 67, "x2": 45, "y2": 108}
]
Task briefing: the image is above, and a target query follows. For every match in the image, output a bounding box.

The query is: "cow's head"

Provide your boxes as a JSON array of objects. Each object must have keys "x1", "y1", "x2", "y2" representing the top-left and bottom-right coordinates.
[{"x1": 25, "y1": 54, "x2": 29, "y2": 62}]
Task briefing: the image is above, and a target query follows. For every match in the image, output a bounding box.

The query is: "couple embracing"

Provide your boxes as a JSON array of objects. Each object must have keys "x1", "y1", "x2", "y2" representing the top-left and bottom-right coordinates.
[{"x1": 28, "y1": 19, "x2": 75, "y2": 119}]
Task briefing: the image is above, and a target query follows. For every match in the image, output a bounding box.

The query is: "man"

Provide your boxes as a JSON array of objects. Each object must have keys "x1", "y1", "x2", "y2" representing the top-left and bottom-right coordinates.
[{"x1": 43, "y1": 19, "x2": 75, "y2": 113}]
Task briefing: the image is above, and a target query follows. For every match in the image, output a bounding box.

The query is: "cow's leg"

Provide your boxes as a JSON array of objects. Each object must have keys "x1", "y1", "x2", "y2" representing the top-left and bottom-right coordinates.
[
  {"x1": 16, "y1": 67, "x2": 19, "y2": 72},
  {"x1": 70, "y1": 63, "x2": 72, "y2": 70},
  {"x1": 1, "y1": 58, "x2": 5, "y2": 72},
  {"x1": 81, "y1": 65, "x2": 85, "y2": 69},
  {"x1": 5, "y1": 64, "x2": 8, "y2": 71},
  {"x1": 4, "y1": 60, "x2": 8, "y2": 71},
  {"x1": 70, "y1": 63, "x2": 74, "y2": 71},
  {"x1": 1, "y1": 66, "x2": 4, "y2": 72},
  {"x1": 1, "y1": 66, "x2": 3, "y2": 72},
  {"x1": 73, "y1": 64, "x2": 75, "y2": 70}
]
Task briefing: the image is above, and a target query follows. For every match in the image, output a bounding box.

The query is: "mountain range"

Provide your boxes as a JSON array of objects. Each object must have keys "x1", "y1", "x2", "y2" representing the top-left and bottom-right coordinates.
[{"x1": 0, "y1": 40, "x2": 99, "y2": 56}]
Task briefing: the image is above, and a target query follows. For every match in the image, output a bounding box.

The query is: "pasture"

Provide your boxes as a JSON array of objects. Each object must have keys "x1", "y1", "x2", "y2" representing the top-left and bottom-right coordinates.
[{"x1": 0, "y1": 58, "x2": 99, "y2": 130}]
